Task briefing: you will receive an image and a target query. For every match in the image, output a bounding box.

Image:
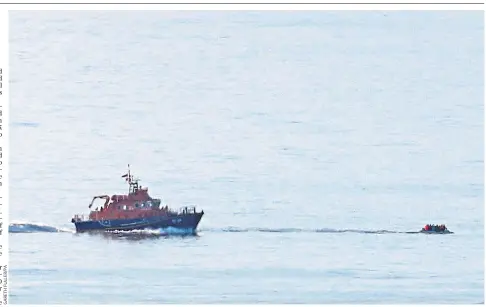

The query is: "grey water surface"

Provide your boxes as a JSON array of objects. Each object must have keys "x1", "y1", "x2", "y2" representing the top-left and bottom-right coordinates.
[{"x1": 9, "y1": 10, "x2": 484, "y2": 304}]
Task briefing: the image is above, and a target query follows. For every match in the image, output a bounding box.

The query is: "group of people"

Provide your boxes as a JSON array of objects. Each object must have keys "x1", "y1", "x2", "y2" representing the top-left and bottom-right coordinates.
[{"x1": 423, "y1": 224, "x2": 447, "y2": 232}]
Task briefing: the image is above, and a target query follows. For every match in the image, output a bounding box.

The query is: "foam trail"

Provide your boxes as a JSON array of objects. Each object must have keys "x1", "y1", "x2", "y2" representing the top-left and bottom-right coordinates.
[
  {"x1": 108, "y1": 227, "x2": 196, "y2": 236},
  {"x1": 199, "y1": 227, "x2": 415, "y2": 234},
  {"x1": 7, "y1": 223, "x2": 425, "y2": 235},
  {"x1": 9, "y1": 222, "x2": 74, "y2": 233}
]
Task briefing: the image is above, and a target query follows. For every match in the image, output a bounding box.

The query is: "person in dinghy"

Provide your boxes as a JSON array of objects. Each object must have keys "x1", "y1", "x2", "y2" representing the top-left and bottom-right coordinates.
[{"x1": 420, "y1": 224, "x2": 452, "y2": 234}]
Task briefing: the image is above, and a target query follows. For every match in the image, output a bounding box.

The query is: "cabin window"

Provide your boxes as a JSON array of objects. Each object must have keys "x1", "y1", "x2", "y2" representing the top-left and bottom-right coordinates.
[{"x1": 135, "y1": 203, "x2": 139, "y2": 208}]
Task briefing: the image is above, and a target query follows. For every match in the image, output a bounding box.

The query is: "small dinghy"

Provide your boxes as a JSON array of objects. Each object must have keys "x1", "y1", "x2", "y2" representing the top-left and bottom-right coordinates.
[{"x1": 420, "y1": 224, "x2": 453, "y2": 234}]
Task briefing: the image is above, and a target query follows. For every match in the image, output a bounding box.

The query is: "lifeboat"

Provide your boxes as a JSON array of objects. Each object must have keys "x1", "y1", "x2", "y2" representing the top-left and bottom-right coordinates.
[{"x1": 71, "y1": 165, "x2": 204, "y2": 233}]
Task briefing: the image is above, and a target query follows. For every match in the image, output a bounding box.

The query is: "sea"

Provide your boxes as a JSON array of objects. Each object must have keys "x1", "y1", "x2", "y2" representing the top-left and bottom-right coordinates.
[{"x1": 8, "y1": 10, "x2": 484, "y2": 304}]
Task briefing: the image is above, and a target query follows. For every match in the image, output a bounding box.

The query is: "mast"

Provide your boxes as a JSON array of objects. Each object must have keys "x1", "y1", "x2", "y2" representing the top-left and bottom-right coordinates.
[
  {"x1": 122, "y1": 164, "x2": 134, "y2": 194},
  {"x1": 127, "y1": 164, "x2": 131, "y2": 194},
  {"x1": 125, "y1": 164, "x2": 140, "y2": 195}
]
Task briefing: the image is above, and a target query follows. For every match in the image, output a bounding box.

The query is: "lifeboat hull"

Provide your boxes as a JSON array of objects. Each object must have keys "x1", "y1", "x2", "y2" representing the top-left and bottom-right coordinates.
[{"x1": 72, "y1": 212, "x2": 204, "y2": 233}]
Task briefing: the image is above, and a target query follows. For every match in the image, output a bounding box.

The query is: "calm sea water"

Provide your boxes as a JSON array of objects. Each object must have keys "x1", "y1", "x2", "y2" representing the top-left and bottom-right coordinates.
[{"x1": 9, "y1": 11, "x2": 484, "y2": 304}]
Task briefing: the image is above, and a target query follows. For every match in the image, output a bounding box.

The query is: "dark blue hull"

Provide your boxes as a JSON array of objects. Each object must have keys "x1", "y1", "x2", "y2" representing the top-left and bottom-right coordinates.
[{"x1": 73, "y1": 212, "x2": 203, "y2": 233}]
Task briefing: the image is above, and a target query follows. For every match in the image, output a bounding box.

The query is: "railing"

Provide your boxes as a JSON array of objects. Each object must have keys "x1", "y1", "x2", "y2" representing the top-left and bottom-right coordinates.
[
  {"x1": 73, "y1": 214, "x2": 90, "y2": 222},
  {"x1": 178, "y1": 206, "x2": 197, "y2": 214}
]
